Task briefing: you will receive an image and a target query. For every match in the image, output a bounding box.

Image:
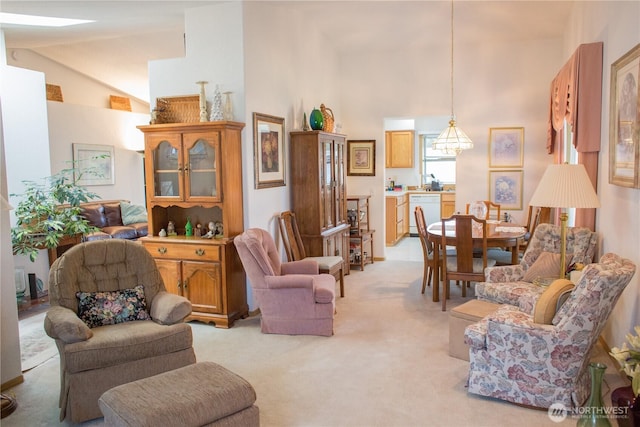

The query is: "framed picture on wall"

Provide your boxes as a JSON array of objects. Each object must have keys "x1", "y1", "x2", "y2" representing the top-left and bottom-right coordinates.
[
  {"x1": 489, "y1": 170, "x2": 523, "y2": 210},
  {"x1": 72, "y1": 143, "x2": 115, "y2": 185},
  {"x1": 609, "y1": 43, "x2": 640, "y2": 188},
  {"x1": 347, "y1": 140, "x2": 376, "y2": 176},
  {"x1": 488, "y1": 127, "x2": 524, "y2": 168},
  {"x1": 253, "y1": 112, "x2": 285, "y2": 189}
]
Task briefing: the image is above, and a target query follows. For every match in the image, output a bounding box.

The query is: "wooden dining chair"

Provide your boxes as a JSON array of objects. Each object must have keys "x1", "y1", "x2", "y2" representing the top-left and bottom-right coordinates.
[
  {"x1": 440, "y1": 214, "x2": 496, "y2": 311},
  {"x1": 278, "y1": 211, "x2": 345, "y2": 297},
  {"x1": 414, "y1": 206, "x2": 437, "y2": 294},
  {"x1": 465, "y1": 201, "x2": 501, "y2": 221}
]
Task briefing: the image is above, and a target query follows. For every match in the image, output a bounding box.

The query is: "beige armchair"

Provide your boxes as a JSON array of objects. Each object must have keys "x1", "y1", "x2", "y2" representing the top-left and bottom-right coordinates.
[{"x1": 45, "y1": 239, "x2": 196, "y2": 423}]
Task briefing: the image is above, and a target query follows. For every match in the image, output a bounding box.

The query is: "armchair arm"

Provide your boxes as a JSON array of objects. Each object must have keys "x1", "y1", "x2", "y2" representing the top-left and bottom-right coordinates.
[
  {"x1": 484, "y1": 264, "x2": 526, "y2": 283},
  {"x1": 265, "y1": 274, "x2": 315, "y2": 289},
  {"x1": 44, "y1": 306, "x2": 93, "y2": 343},
  {"x1": 150, "y1": 291, "x2": 192, "y2": 325},
  {"x1": 467, "y1": 305, "x2": 580, "y2": 382},
  {"x1": 281, "y1": 259, "x2": 319, "y2": 275}
]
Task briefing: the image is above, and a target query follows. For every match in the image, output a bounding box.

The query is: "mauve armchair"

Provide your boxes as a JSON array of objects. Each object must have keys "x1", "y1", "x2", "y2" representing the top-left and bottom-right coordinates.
[{"x1": 234, "y1": 228, "x2": 335, "y2": 336}]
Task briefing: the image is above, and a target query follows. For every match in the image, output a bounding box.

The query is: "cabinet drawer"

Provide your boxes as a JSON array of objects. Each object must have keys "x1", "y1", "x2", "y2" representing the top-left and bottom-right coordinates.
[{"x1": 144, "y1": 242, "x2": 220, "y2": 262}]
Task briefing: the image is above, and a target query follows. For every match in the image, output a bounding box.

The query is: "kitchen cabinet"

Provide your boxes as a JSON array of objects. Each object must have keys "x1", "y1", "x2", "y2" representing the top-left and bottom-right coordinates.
[
  {"x1": 385, "y1": 193, "x2": 409, "y2": 245},
  {"x1": 441, "y1": 193, "x2": 456, "y2": 218},
  {"x1": 290, "y1": 131, "x2": 349, "y2": 275},
  {"x1": 138, "y1": 121, "x2": 247, "y2": 328},
  {"x1": 385, "y1": 130, "x2": 414, "y2": 168},
  {"x1": 347, "y1": 195, "x2": 374, "y2": 270}
]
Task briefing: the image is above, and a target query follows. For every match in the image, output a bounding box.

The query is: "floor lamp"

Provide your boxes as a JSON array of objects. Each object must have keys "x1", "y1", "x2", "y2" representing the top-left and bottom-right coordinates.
[{"x1": 528, "y1": 164, "x2": 600, "y2": 278}]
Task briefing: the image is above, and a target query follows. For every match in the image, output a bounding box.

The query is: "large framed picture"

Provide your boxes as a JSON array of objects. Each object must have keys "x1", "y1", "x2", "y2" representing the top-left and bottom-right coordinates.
[
  {"x1": 489, "y1": 170, "x2": 523, "y2": 210},
  {"x1": 253, "y1": 112, "x2": 285, "y2": 189},
  {"x1": 488, "y1": 127, "x2": 524, "y2": 168},
  {"x1": 347, "y1": 140, "x2": 376, "y2": 176},
  {"x1": 609, "y1": 43, "x2": 640, "y2": 188},
  {"x1": 72, "y1": 143, "x2": 115, "y2": 185}
]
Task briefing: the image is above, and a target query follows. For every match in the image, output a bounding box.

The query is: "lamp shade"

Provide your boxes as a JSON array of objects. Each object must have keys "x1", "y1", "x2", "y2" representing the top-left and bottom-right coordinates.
[
  {"x1": 529, "y1": 164, "x2": 600, "y2": 209},
  {"x1": 432, "y1": 119, "x2": 474, "y2": 155}
]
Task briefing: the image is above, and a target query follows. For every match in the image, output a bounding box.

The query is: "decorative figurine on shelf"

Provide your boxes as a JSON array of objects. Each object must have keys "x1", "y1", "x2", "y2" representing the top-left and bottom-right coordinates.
[
  {"x1": 223, "y1": 91, "x2": 233, "y2": 121},
  {"x1": 195, "y1": 223, "x2": 202, "y2": 237},
  {"x1": 214, "y1": 222, "x2": 223, "y2": 238},
  {"x1": 185, "y1": 217, "x2": 193, "y2": 236},
  {"x1": 302, "y1": 112, "x2": 310, "y2": 131},
  {"x1": 196, "y1": 81, "x2": 208, "y2": 122},
  {"x1": 320, "y1": 104, "x2": 334, "y2": 132},
  {"x1": 158, "y1": 228, "x2": 167, "y2": 237},
  {"x1": 203, "y1": 221, "x2": 216, "y2": 239},
  {"x1": 167, "y1": 221, "x2": 176, "y2": 236},
  {"x1": 309, "y1": 107, "x2": 323, "y2": 130},
  {"x1": 209, "y1": 85, "x2": 224, "y2": 121}
]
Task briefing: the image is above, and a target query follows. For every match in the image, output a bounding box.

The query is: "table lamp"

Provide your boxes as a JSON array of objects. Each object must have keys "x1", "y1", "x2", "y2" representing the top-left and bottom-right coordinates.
[{"x1": 528, "y1": 164, "x2": 600, "y2": 278}]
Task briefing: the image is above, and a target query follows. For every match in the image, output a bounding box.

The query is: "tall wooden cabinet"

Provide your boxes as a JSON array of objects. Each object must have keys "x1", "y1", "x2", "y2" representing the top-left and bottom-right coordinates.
[
  {"x1": 137, "y1": 121, "x2": 247, "y2": 328},
  {"x1": 290, "y1": 131, "x2": 349, "y2": 275}
]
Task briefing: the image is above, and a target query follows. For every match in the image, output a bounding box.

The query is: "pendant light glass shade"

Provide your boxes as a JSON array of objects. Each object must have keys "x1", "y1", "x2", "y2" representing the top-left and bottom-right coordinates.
[
  {"x1": 432, "y1": 119, "x2": 473, "y2": 155},
  {"x1": 434, "y1": 1, "x2": 473, "y2": 156}
]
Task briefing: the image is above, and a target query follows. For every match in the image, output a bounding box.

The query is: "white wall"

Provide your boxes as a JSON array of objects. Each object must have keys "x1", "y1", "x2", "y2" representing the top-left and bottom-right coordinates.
[
  {"x1": 149, "y1": 2, "x2": 343, "y2": 309},
  {"x1": 7, "y1": 48, "x2": 150, "y2": 113},
  {"x1": 0, "y1": 30, "x2": 39, "y2": 387},
  {"x1": 341, "y1": 37, "x2": 563, "y2": 255},
  {"x1": 564, "y1": 1, "x2": 640, "y2": 347}
]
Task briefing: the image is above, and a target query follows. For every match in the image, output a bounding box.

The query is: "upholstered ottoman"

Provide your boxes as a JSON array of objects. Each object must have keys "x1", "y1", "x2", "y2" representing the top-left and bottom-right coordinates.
[
  {"x1": 449, "y1": 300, "x2": 501, "y2": 361},
  {"x1": 99, "y1": 362, "x2": 259, "y2": 427}
]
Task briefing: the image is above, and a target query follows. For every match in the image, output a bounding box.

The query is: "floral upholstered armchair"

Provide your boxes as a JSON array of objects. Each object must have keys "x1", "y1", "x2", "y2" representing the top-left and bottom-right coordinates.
[
  {"x1": 465, "y1": 253, "x2": 636, "y2": 409},
  {"x1": 475, "y1": 223, "x2": 597, "y2": 312}
]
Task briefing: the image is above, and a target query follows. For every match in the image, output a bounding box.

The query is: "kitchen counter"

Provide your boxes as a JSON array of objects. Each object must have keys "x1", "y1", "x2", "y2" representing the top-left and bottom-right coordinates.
[{"x1": 385, "y1": 190, "x2": 455, "y2": 197}]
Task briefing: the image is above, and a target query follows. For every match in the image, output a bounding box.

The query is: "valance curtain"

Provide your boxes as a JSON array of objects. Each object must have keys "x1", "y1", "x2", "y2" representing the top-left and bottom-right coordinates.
[{"x1": 546, "y1": 42, "x2": 603, "y2": 231}]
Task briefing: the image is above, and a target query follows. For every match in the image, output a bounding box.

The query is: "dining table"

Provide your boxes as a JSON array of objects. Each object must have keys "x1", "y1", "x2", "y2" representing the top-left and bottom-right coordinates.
[{"x1": 426, "y1": 220, "x2": 527, "y2": 302}]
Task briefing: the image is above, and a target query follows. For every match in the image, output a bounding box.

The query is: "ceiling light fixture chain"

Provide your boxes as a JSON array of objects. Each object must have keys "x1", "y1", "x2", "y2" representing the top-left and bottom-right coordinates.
[{"x1": 432, "y1": 0, "x2": 473, "y2": 156}]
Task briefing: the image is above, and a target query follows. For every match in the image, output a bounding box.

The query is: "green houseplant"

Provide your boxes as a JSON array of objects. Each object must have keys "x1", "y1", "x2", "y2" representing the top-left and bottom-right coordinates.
[{"x1": 11, "y1": 163, "x2": 101, "y2": 262}]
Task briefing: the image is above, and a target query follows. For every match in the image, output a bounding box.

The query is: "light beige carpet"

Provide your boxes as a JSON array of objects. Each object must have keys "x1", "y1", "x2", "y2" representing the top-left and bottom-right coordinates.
[{"x1": 2, "y1": 256, "x2": 627, "y2": 427}]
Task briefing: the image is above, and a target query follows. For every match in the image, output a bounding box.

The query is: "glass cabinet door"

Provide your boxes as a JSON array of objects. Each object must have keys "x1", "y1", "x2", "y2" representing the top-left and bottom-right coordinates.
[
  {"x1": 321, "y1": 140, "x2": 334, "y2": 230},
  {"x1": 183, "y1": 132, "x2": 221, "y2": 202},
  {"x1": 150, "y1": 138, "x2": 181, "y2": 199},
  {"x1": 334, "y1": 140, "x2": 346, "y2": 225}
]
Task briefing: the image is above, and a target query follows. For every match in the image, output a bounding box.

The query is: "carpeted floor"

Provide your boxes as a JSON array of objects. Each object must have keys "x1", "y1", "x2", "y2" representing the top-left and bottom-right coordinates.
[{"x1": 3, "y1": 241, "x2": 628, "y2": 426}]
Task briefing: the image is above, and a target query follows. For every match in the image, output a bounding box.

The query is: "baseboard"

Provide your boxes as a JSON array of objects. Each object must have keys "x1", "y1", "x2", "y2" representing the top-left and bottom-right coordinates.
[{"x1": 1, "y1": 375, "x2": 24, "y2": 392}]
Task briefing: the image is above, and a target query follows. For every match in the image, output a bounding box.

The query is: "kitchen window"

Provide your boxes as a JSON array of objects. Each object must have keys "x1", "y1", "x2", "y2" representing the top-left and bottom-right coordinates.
[{"x1": 420, "y1": 134, "x2": 456, "y2": 186}]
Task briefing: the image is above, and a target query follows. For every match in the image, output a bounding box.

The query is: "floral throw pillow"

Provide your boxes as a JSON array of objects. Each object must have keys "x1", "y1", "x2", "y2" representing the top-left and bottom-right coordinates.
[{"x1": 76, "y1": 285, "x2": 150, "y2": 328}]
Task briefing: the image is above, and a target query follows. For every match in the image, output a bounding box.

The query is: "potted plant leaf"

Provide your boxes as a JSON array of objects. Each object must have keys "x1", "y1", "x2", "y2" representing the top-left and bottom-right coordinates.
[{"x1": 10, "y1": 161, "x2": 103, "y2": 262}]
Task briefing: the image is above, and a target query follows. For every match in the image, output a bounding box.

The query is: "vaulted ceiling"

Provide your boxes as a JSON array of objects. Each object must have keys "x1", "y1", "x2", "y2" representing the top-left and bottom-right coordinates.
[{"x1": 1, "y1": 1, "x2": 575, "y2": 103}]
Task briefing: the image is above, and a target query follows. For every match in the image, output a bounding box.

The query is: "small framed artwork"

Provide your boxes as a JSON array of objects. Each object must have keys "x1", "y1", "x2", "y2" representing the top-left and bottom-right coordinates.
[
  {"x1": 609, "y1": 43, "x2": 640, "y2": 188},
  {"x1": 347, "y1": 140, "x2": 376, "y2": 176},
  {"x1": 489, "y1": 170, "x2": 523, "y2": 210},
  {"x1": 253, "y1": 112, "x2": 285, "y2": 189},
  {"x1": 488, "y1": 127, "x2": 524, "y2": 168},
  {"x1": 72, "y1": 143, "x2": 115, "y2": 185}
]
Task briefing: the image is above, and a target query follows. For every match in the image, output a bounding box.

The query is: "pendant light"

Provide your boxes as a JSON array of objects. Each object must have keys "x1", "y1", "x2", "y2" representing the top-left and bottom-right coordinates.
[{"x1": 432, "y1": 0, "x2": 473, "y2": 155}]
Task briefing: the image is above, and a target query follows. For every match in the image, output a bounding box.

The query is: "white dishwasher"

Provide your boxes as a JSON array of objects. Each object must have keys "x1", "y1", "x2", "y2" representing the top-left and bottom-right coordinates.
[{"x1": 409, "y1": 193, "x2": 441, "y2": 236}]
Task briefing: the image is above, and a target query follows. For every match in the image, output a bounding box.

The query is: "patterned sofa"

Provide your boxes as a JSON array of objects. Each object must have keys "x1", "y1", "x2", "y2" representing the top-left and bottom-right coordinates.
[
  {"x1": 80, "y1": 200, "x2": 148, "y2": 241},
  {"x1": 475, "y1": 223, "x2": 597, "y2": 313},
  {"x1": 464, "y1": 253, "x2": 636, "y2": 409}
]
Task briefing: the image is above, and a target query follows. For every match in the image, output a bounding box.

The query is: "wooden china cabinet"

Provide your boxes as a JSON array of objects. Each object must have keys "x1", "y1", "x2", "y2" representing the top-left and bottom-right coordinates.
[
  {"x1": 289, "y1": 131, "x2": 349, "y2": 275},
  {"x1": 137, "y1": 121, "x2": 247, "y2": 328}
]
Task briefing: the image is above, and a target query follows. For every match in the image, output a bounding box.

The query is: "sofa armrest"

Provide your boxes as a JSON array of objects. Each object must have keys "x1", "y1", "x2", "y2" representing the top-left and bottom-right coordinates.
[
  {"x1": 150, "y1": 291, "x2": 192, "y2": 325},
  {"x1": 44, "y1": 306, "x2": 93, "y2": 343},
  {"x1": 281, "y1": 260, "x2": 319, "y2": 275},
  {"x1": 484, "y1": 264, "x2": 525, "y2": 283}
]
